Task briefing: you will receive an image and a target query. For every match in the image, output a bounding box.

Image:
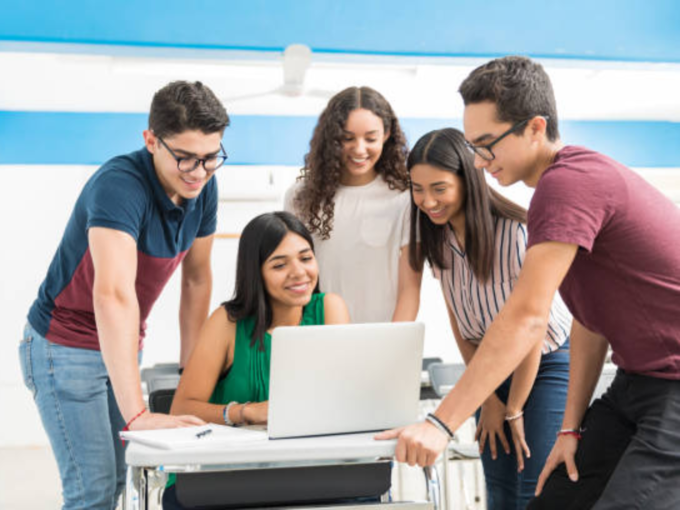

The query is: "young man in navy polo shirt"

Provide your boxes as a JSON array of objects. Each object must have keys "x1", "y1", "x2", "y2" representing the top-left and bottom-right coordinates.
[
  {"x1": 378, "y1": 57, "x2": 680, "y2": 509},
  {"x1": 20, "y1": 81, "x2": 230, "y2": 510}
]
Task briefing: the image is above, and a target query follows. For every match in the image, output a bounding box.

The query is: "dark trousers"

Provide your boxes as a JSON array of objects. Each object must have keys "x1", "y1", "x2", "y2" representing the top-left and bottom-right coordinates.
[{"x1": 528, "y1": 369, "x2": 680, "y2": 510}]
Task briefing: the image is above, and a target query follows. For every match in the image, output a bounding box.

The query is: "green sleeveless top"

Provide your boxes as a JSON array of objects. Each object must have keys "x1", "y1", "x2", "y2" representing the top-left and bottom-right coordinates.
[
  {"x1": 208, "y1": 292, "x2": 326, "y2": 406},
  {"x1": 167, "y1": 293, "x2": 325, "y2": 489}
]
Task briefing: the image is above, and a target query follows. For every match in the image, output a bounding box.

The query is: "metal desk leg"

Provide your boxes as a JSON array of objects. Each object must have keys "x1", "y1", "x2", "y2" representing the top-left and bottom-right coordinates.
[
  {"x1": 124, "y1": 466, "x2": 141, "y2": 510},
  {"x1": 139, "y1": 468, "x2": 148, "y2": 510},
  {"x1": 423, "y1": 465, "x2": 441, "y2": 510},
  {"x1": 441, "y1": 452, "x2": 451, "y2": 510}
]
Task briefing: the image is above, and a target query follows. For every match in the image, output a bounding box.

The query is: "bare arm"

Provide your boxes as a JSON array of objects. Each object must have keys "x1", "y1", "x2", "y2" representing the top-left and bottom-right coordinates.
[
  {"x1": 179, "y1": 235, "x2": 214, "y2": 367},
  {"x1": 433, "y1": 242, "x2": 577, "y2": 431},
  {"x1": 505, "y1": 339, "x2": 543, "y2": 417},
  {"x1": 377, "y1": 242, "x2": 577, "y2": 466},
  {"x1": 171, "y1": 307, "x2": 235, "y2": 423},
  {"x1": 323, "y1": 293, "x2": 351, "y2": 325},
  {"x1": 90, "y1": 227, "x2": 145, "y2": 422},
  {"x1": 391, "y1": 245, "x2": 423, "y2": 322},
  {"x1": 535, "y1": 319, "x2": 609, "y2": 492},
  {"x1": 504, "y1": 334, "x2": 544, "y2": 469},
  {"x1": 446, "y1": 300, "x2": 510, "y2": 457},
  {"x1": 561, "y1": 319, "x2": 608, "y2": 429},
  {"x1": 90, "y1": 227, "x2": 203, "y2": 429}
]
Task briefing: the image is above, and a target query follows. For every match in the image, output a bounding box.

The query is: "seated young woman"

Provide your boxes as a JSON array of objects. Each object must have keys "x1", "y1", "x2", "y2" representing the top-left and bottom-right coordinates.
[{"x1": 163, "y1": 211, "x2": 349, "y2": 509}]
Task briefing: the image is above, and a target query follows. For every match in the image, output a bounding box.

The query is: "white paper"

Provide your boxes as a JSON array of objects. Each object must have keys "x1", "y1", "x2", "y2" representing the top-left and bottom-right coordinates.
[{"x1": 119, "y1": 424, "x2": 268, "y2": 450}]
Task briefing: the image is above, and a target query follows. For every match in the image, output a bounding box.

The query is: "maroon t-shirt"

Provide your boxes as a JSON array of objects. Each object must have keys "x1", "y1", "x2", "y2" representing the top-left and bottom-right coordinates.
[{"x1": 528, "y1": 145, "x2": 680, "y2": 379}]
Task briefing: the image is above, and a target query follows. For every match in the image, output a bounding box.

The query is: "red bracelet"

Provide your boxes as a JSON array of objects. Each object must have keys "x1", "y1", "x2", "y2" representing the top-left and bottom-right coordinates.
[
  {"x1": 557, "y1": 429, "x2": 582, "y2": 440},
  {"x1": 123, "y1": 408, "x2": 147, "y2": 431}
]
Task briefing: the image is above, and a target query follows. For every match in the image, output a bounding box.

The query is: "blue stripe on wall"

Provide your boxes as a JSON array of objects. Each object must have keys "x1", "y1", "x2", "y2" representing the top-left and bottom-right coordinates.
[
  {"x1": 1, "y1": 1, "x2": 679, "y2": 63},
  {"x1": 1, "y1": 111, "x2": 679, "y2": 168}
]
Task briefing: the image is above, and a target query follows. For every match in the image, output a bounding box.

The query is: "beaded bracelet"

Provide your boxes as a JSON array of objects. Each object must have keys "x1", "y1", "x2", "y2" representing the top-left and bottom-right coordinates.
[
  {"x1": 425, "y1": 413, "x2": 455, "y2": 441},
  {"x1": 505, "y1": 411, "x2": 524, "y2": 422},
  {"x1": 224, "y1": 401, "x2": 238, "y2": 426}
]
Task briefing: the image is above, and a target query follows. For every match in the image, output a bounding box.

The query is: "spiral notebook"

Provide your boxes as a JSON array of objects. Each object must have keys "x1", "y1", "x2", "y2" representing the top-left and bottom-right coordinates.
[{"x1": 119, "y1": 424, "x2": 267, "y2": 449}]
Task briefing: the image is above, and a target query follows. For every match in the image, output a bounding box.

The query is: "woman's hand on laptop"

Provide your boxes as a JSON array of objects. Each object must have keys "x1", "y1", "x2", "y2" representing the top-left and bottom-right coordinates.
[
  {"x1": 242, "y1": 401, "x2": 269, "y2": 425},
  {"x1": 374, "y1": 422, "x2": 448, "y2": 467}
]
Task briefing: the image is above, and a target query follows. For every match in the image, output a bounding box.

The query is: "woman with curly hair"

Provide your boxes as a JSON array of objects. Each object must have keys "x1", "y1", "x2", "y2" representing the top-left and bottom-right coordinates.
[{"x1": 284, "y1": 86, "x2": 422, "y2": 323}]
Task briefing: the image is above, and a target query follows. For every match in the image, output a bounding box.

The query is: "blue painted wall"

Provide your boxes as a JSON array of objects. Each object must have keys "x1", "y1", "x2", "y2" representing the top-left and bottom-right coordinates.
[
  {"x1": 1, "y1": 111, "x2": 677, "y2": 168},
  {"x1": 1, "y1": 1, "x2": 679, "y2": 62}
]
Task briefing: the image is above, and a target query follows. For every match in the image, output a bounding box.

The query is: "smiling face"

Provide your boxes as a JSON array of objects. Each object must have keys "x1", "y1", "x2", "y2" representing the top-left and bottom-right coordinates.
[
  {"x1": 463, "y1": 101, "x2": 543, "y2": 187},
  {"x1": 144, "y1": 129, "x2": 223, "y2": 205},
  {"x1": 261, "y1": 232, "x2": 319, "y2": 308},
  {"x1": 340, "y1": 108, "x2": 390, "y2": 186},
  {"x1": 410, "y1": 163, "x2": 466, "y2": 228}
]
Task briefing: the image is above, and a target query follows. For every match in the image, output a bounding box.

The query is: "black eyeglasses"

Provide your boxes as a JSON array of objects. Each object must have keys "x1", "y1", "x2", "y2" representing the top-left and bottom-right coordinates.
[
  {"x1": 158, "y1": 137, "x2": 228, "y2": 173},
  {"x1": 465, "y1": 116, "x2": 549, "y2": 161}
]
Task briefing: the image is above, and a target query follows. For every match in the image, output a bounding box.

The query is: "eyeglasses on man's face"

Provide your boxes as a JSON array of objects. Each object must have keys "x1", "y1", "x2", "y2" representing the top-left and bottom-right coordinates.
[
  {"x1": 158, "y1": 137, "x2": 228, "y2": 173},
  {"x1": 465, "y1": 116, "x2": 549, "y2": 161}
]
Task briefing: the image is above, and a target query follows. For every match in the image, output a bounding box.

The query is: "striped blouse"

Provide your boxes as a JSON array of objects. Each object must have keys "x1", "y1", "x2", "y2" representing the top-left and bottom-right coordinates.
[{"x1": 434, "y1": 217, "x2": 571, "y2": 353}]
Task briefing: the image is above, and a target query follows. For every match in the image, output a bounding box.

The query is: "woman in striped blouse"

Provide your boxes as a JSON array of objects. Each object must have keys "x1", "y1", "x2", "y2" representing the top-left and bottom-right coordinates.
[{"x1": 408, "y1": 128, "x2": 571, "y2": 510}]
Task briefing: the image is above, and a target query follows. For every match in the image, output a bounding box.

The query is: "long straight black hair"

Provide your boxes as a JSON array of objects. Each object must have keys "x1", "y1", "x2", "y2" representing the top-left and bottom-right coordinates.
[
  {"x1": 223, "y1": 211, "x2": 320, "y2": 350},
  {"x1": 408, "y1": 128, "x2": 527, "y2": 281}
]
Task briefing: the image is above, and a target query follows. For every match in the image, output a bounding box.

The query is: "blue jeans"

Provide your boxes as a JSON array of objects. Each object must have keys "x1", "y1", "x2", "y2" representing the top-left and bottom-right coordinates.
[
  {"x1": 476, "y1": 342, "x2": 570, "y2": 510},
  {"x1": 19, "y1": 322, "x2": 140, "y2": 510}
]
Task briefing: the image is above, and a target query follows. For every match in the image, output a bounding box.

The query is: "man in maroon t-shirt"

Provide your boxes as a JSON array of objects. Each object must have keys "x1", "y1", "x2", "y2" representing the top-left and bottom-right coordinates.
[{"x1": 377, "y1": 57, "x2": 680, "y2": 509}]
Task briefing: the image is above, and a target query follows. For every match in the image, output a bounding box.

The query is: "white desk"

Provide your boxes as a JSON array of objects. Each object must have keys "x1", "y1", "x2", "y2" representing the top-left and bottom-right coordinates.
[{"x1": 124, "y1": 432, "x2": 436, "y2": 510}]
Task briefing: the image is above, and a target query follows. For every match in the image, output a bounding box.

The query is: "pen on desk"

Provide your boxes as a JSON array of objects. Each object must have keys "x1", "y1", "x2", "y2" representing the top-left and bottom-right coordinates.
[{"x1": 195, "y1": 429, "x2": 213, "y2": 439}]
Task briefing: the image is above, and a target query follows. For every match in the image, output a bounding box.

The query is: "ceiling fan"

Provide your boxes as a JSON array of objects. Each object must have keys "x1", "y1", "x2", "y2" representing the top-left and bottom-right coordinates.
[{"x1": 221, "y1": 44, "x2": 336, "y2": 103}]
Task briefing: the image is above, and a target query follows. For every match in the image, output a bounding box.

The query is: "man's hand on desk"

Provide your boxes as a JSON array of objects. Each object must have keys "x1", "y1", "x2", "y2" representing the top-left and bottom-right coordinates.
[
  {"x1": 374, "y1": 421, "x2": 449, "y2": 467},
  {"x1": 128, "y1": 412, "x2": 205, "y2": 431}
]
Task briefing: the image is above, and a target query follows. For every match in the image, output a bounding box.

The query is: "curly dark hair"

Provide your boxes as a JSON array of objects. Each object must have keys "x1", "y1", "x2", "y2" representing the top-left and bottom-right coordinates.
[{"x1": 293, "y1": 86, "x2": 409, "y2": 239}]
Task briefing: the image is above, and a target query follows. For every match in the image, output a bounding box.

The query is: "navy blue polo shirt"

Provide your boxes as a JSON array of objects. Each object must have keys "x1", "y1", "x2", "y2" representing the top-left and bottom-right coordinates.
[{"x1": 28, "y1": 147, "x2": 218, "y2": 351}]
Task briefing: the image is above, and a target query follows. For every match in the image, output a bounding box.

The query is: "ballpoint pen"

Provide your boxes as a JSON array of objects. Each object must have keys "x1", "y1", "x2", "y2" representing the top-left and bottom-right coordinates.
[{"x1": 195, "y1": 429, "x2": 213, "y2": 439}]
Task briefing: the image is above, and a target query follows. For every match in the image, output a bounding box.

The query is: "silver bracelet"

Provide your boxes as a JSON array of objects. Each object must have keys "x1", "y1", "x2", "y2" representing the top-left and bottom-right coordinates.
[
  {"x1": 238, "y1": 401, "x2": 251, "y2": 426},
  {"x1": 505, "y1": 410, "x2": 524, "y2": 422},
  {"x1": 224, "y1": 401, "x2": 238, "y2": 426}
]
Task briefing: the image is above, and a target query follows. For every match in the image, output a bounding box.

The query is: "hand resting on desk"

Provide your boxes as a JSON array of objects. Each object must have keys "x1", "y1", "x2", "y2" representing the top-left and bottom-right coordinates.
[
  {"x1": 375, "y1": 421, "x2": 448, "y2": 467},
  {"x1": 128, "y1": 411, "x2": 205, "y2": 431}
]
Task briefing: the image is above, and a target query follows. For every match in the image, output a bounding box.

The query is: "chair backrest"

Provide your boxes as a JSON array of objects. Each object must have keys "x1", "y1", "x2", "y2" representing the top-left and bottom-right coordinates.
[
  {"x1": 145, "y1": 366, "x2": 180, "y2": 414},
  {"x1": 149, "y1": 388, "x2": 176, "y2": 414},
  {"x1": 428, "y1": 362, "x2": 467, "y2": 398},
  {"x1": 141, "y1": 362, "x2": 180, "y2": 385},
  {"x1": 419, "y1": 357, "x2": 444, "y2": 400},
  {"x1": 422, "y1": 357, "x2": 443, "y2": 371},
  {"x1": 147, "y1": 374, "x2": 181, "y2": 395}
]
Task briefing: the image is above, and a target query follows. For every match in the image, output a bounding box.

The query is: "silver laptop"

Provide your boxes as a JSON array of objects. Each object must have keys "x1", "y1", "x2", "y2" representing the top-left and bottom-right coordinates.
[{"x1": 267, "y1": 322, "x2": 425, "y2": 439}]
